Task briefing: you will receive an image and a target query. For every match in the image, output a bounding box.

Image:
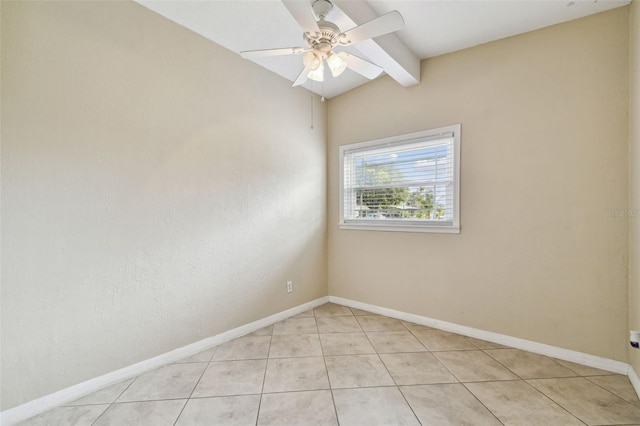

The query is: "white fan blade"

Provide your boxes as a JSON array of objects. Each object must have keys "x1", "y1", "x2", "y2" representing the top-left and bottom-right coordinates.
[
  {"x1": 282, "y1": 1, "x2": 320, "y2": 34},
  {"x1": 293, "y1": 67, "x2": 310, "y2": 87},
  {"x1": 341, "y1": 11, "x2": 404, "y2": 45},
  {"x1": 240, "y1": 47, "x2": 305, "y2": 59},
  {"x1": 344, "y1": 54, "x2": 384, "y2": 80}
]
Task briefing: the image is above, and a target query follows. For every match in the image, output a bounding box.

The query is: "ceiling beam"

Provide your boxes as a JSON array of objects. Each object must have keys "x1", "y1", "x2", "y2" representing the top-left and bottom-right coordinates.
[{"x1": 333, "y1": 0, "x2": 420, "y2": 87}]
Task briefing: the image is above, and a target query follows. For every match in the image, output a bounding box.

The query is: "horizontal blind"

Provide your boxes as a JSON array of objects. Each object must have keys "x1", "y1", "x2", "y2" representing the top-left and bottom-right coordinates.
[{"x1": 343, "y1": 134, "x2": 455, "y2": 223}]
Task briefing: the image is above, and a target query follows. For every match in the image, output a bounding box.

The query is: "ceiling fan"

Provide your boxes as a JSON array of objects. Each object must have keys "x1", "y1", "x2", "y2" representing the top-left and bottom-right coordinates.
[{"x1": 240, "y1": 0, "x2": 405, "y2": 87}]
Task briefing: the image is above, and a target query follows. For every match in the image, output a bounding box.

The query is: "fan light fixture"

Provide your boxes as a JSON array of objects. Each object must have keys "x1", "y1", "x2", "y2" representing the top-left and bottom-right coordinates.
[
  {"x1": 307, "y1": 62, "x2": 325, "y2": 82},
  {"x1": 239, "y1": 0, "x2": 404, "y2": 88},
  {"x1": 303, "y1": 50, "x2": 347, "y2": 82},
  {"x1": 327, "y1": 51, "x2": 348, "y2": 77},
  {"x1": 302, "y1": 51, "x2": 348, "y2": 81},
  {"x1": 303, "y1": 51, "x2": 321, "y2": 70}
]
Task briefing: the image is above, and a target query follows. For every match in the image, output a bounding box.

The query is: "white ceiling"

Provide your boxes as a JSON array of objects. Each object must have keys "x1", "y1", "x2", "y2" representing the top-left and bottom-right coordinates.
[{"x1": 136, "y1": 0, "x2": 630, "y2": 99}]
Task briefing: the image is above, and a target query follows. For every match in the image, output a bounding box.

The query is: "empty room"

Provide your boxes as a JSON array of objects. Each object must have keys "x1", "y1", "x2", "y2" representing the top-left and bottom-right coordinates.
[{"x1": 2, "y1": 0, "x2": 640, "y2": 424}]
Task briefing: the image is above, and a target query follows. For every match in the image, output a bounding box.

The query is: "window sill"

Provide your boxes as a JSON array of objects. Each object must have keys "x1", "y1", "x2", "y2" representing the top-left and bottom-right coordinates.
[{"x1": 339, "y1": 222, "x2": 460, "y2": 234}]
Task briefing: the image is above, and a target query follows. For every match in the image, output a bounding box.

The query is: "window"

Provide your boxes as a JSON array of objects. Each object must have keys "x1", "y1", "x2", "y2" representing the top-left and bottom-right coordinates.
[{"x1": 340, "y1": 124, "x2": 460, "y2": 233}]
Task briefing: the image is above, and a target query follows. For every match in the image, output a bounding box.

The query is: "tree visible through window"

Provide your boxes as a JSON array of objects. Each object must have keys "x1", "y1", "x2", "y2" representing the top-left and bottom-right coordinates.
[{"x1": 340, "y1": 125, "x2": 460, "y2": 233}]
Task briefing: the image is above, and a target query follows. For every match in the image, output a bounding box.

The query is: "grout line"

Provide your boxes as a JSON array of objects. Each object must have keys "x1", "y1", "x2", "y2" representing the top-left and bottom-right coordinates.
[
  {"x1": 457, "y1": 382, "x2": 506, "y2": 426},
  {"x1": 89, "y1": 374, "x2": 138, "y2": 426},
  {"x1": 403, "y1": 324, "x2": 435, "y2": 352},
  {"x1": 361, "y1": 322, "x2": 423, "y2": 425},
  {"x1": 422, "y1": 355, "x2": 461, "y2": 385},
  {"x1": 584, "y1": 376, "x2": 640, "y2": 405},
  {"x1": 479, "y1": 349, "x2": 526, "y2": 381},
  {"x1": 364, "y1": 323, "x2": 428, "y2": 424},
  {"x1": 317, "y1": 319, "x2": 341, "y2": 425},
  {"x1": 520, "y1": 379, "x2": 589, "y2": 425},
  {"x1": 102, "y1": 395, "x2": 194, "y2": 403},
  {"x1": 255, "y1": 331, "x2": 274, "y2": 426},
  {"x1": 170, "y1": 361, "x2": 210, "y2": 426},
  {"x1": 177, "y1": 393, "x2": 262, "y2": 399},
  {"x1": 550, "y1": 359, "x2": 588, "y2": 377},
  {"x1": 398, "y1": 323, "x2": 430, "y2": 353},
  {"x1": 457, "y1": 378, "x2": 526, "y2": 384}
]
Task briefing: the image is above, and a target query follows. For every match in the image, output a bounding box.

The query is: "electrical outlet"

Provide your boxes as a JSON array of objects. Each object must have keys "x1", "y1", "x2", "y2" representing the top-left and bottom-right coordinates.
[{"x1": 286, "y1": 281, "x2": 293, "y2": 293}]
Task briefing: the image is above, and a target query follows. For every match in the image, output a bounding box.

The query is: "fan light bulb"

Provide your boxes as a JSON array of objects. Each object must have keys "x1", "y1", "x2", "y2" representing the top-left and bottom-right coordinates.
[
  {"x1": 307, "y1": 62, "x2": 325, "y2": 82},
  {"x1": 303, "y1": 51, "x2": 321, "y2": 71},
  {"x1": 327, "y1": 52, "x2": 348, "y2": 77}
]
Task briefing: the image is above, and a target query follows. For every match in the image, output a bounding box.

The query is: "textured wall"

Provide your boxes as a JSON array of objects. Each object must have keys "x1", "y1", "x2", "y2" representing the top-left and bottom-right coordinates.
[
  {"x1": 630, "y1": 0, "x2": 640, "y2": 376},
  {"x1": 328, "y1": 8, "x2": 629, "y2": 362},
  {"x1": 1, "y1": 1, "x2": 327, "y2": 410}
]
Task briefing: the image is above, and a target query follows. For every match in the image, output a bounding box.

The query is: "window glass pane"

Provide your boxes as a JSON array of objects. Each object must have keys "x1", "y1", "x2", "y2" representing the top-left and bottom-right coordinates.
[
  {"x1": 341, "y1": 126, "x2": 459, "y2": 232},
  {"x1": 353, "y1": 185, "x2": 448, "y2": 219},
  {"x1": 353, "y1": 143, "x2": 450, "y2": 189},
  {"x1": 344, "y1": 138, "x2": 454, "y2": 222}
]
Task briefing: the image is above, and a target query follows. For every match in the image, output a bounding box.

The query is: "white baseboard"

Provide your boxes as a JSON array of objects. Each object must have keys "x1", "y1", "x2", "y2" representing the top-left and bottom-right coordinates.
[
  {"x1": 629, "y1": 365, "x2": 640, "y2": 400},
  {"x1": 329, "y1": 296, "x2": 630, "y2": 375},
  {"x1": 0, "y1": 296, "x2": 328, "y2": 426},
  {"x1": 4, "y1": 295, "x2": 637, "y2": 426}
]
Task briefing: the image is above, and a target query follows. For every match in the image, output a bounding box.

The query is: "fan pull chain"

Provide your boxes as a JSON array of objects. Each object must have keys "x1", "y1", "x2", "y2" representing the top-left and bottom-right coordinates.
[
  {"x1": 310, "y1": 94, "x2": 314, "y2": 130},
  {"x1": 321, "y1": 81, "x2": 325, "y2": 103}
]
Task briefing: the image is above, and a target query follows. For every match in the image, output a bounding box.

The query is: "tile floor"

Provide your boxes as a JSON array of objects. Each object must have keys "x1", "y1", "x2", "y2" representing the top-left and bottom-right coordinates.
[{"x1": 19, "y1": 303, "x2": 640, "y2": 426}]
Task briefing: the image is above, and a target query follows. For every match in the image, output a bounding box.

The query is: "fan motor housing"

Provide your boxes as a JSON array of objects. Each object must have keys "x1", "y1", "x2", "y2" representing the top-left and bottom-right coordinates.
[{"x1": 304, "y1": 19, "x2": 342, "y2": 56}]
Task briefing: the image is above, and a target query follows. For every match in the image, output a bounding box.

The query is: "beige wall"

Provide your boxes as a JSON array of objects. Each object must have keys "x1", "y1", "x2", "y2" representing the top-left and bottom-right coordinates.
[
  {"x1": 630, "y1": 0, "x2": 640, "y2": 376},
  {"x1": 0, "y1": 1, "x2": 327, "y2": 410},
  {"x1": 328, "y1": 8, "x2": 629, "y2": 361}
]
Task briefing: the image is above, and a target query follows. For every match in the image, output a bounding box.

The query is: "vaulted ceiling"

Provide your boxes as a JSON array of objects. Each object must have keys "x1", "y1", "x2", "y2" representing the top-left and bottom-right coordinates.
[{"x1": 136, "y1": 0, "x2": 630, "y2": 99}]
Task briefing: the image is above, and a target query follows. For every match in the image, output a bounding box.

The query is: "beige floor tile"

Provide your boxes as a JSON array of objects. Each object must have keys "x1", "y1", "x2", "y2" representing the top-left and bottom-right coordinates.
[
  {"x1": 269, "y1": 334, "x2": 323, "y2": 358},
  {"x1": 292, "y1": 309, "x2": 315, "y2": 318},
  {"x1": 246, "y1": 325, "x2": 274, "y2": 336},
  {"x1": 380, "y1": 353, "x2": 457, "y2": 385},
  {"x1": 325, "y1": 354, "x2": 394, "y2": 388},
  {"x1": 65, "y1": 379, "x2": 134, "y2": 406},
  {"x1": 400, "y1": 384, "x2": 502, "y2": 425},
  {"x1": 350, "y1": 307, "x2": 377, "y2": 316},
  {"x1": 258, "y1": 390, "x2": 338, "y2": 426},
  {"x1": 117, "y1": 363, "x2": 207, "y2": 402},
  {"x1": 213, "y1": 336, "x2": 271, "y2": 361},
  {"x1": 356, "y1": 315, "x2": 406, "y2": 332},
  {"x1": 528, "y1": 377, "x2": 640, "y2": 425},
  {"x1": 314, "y1": 303, "x2": 353, "y2": 317},
  {"x1": 433, "y1": 351, "x2": 518, "y2": 382},
  {"x1": 19, "y1": 405, "x2": 110, "y2": 426},
  {"x1": 93, "y1": 400, "x2": 186, "y2": 426},
  {"x1": 464, "y1": 336, "x2": 508, "y2": 349},
  {"x1": 272, "y1": 317, "x2": 318, "y2": 335},
  {"x1": 316, "y1": 316, "x2": 363, "y2": 333},
  {"x1": 263, "y1": 357, "x2": 329, "y2": 393},
  {"x1": 175, "y1": 347, "x2": 218, "y2": 363},
  {"x1": 485, "y1": 349, "x2": 578, "y2": 379},
  {"x1": 366, "y1": 331, "x2": 427, "y2": 353},
  {"x1": 319, "y1": 332, "x2": 376, "y2": 355},
  {"x1": 21, "y1": 307, "x2": 637, "y2": 426},
  {"x1": 175, "y1": 395, "x2": 260, "y2": 426},
  {"x1": 587, "y1": 374, "x2": 640, "y2": 407},
  {"x1": 553, "y1": 358, "x2": 612, "y2": 376},
  {"x1": 466, "y1": 380, "x2": 584, "y2": 425},
  {"x1": 411, "y1": 329, "x2": 478, "y2": 351},
  {"x1": 400, "y1": 321, "x2": 435, "y2": 333},
  {"x1": 333, "y1": 387, "x2": 420, "y2": 426},
  {"x1": 191, "y1": 359, "x2": 266, "y2": 397}
]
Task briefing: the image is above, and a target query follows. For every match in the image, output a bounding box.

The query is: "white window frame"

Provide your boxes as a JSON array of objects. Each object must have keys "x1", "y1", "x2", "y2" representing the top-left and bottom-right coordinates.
[{"x1": 339, "y1": 124, "x2": 461, "y2": 234}]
